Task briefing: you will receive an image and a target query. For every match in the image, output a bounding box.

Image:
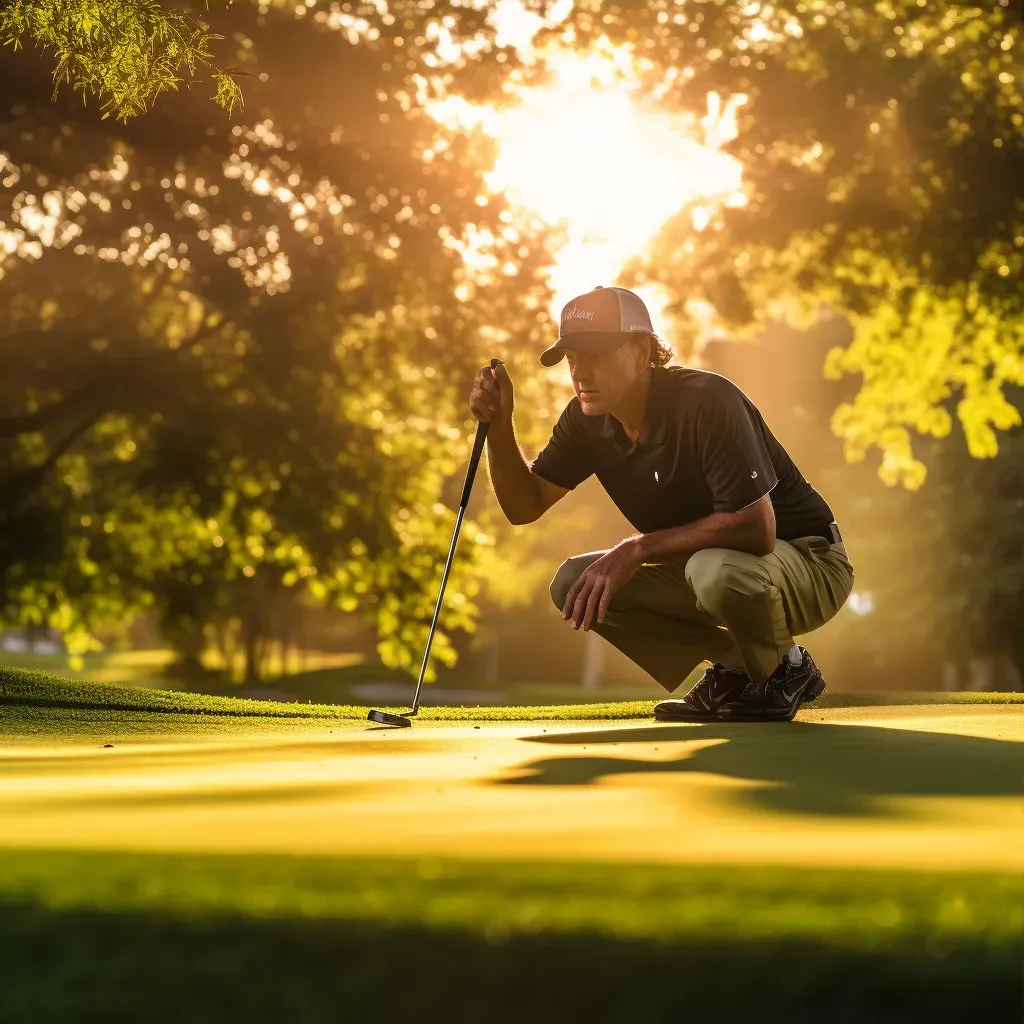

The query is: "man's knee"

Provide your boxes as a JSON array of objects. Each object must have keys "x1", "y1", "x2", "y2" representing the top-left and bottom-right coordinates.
[
  {"x1": 685, "y1": 548, "x2": 769, "y2": 610},
  {"x1": 549, "y1": 552, "x2": 604, "y2": 610}
]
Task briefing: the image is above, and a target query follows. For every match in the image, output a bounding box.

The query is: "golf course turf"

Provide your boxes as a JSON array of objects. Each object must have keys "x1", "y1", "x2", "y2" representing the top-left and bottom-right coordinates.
[
  {"x1": 2, "y1": 850, "x2": 1018, "y2": 1023},
  {"x1": 3, "y1": 663, "x2": 1021, "y2": 721},
  {"x1": 1, "y1": 667, "x2": 1020, "y2": 1021}
]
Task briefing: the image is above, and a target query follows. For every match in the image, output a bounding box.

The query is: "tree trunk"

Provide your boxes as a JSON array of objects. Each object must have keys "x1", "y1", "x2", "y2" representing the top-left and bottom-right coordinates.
[
  {"x1": 486, "y1": 635, "x2": 500, "y2": 685},
  {"x1": 161, "y1": 613, "x2": 206, "y2": 680},
  {"x1": 243, "y1": 612, "x2": 261, "y2": 685}
]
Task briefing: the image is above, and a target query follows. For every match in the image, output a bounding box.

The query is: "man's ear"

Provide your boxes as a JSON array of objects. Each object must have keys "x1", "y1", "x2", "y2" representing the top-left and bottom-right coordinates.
[{"x1": 640, "y1": 333, "x2": 654, "y2": 366}]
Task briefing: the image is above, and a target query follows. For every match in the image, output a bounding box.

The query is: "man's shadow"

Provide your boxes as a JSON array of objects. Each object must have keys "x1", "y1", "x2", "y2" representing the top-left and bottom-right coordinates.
[{"x1": 496, "y1": 723, "x2": 1022, "y2": 817}]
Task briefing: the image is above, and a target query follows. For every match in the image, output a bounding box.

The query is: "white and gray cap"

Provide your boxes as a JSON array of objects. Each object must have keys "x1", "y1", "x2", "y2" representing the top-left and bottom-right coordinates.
[{"x1": 539, "y1": 285, "x2": 655, "y2": 367}]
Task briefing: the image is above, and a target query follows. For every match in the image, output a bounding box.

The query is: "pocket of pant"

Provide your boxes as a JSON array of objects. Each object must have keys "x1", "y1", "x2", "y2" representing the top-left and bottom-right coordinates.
[
  {"x1": 799, "y1": 537, "x2": 853, "y2": 619},
  {"x1": 828, "y1": 554, "x2": 855, "y2": 610},
  {"x1": 794, "y1": 536, "x2": 832, "y2": 561}
]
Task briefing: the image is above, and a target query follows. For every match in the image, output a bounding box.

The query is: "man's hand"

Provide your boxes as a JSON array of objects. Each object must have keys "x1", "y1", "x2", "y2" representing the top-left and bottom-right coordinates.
[
  {"x1": 562, "y1": 539, "x2": 644, "y2": 631},
  {"x1": 469, "y1": 360, "x2": 514, "y2": 425}
]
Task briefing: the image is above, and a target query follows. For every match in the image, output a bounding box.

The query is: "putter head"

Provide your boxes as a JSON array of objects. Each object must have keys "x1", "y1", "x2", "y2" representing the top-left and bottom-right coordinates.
[{"x1": 367, "y1": 709, "x2": 413, "y2": 728}]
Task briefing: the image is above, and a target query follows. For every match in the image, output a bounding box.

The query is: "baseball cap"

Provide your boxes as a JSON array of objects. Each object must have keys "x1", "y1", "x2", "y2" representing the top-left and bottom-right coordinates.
[{"x1": 539, "y1": 285, "x2": 654, "y2": 367}]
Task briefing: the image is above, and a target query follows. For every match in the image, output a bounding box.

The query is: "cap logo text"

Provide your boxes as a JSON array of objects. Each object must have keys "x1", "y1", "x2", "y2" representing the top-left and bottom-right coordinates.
[{"x1": 562, "y1": 303, "x2": 595, "y2": 323}]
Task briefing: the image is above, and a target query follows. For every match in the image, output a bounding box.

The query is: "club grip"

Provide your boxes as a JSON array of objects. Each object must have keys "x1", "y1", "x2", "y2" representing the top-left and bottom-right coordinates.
[{"x1": 460, "y1": 357, "x2": 501, "y2": 509}]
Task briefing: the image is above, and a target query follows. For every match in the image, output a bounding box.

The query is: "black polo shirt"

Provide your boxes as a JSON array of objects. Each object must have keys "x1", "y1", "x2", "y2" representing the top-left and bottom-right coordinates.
[{"x1": 530, "y1": 365, "x2": 836, "y2": 542}]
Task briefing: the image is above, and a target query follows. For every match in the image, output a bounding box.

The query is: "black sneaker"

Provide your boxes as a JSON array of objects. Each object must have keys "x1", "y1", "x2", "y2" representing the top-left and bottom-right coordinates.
[
  {"x1": 717, "y1": 646, "x2": 825, "y2": 722},
  {"x1": 654, "y1": 664, "x2": 751, "y2": 721}
]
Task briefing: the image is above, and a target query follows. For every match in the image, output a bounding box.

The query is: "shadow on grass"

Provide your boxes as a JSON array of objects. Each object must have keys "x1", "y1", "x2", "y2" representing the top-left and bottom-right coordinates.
[
  {"x1": 505, "y1": 723, "x2": 1022, "y2": 816},
  {"x1": 0, "y1": 899, "x2": 1013, "y2": 1024}
]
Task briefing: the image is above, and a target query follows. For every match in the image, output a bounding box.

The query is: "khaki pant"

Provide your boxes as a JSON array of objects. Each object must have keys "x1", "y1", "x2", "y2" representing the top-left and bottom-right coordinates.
[{"x1": 549, "y1": 538, "x2": 855, "y2": 691}]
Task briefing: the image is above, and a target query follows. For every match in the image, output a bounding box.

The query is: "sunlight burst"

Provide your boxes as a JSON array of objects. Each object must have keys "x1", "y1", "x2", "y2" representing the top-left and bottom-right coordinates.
[{"x1": 429, "y1": 42, "x2": 747, "y2": 344}]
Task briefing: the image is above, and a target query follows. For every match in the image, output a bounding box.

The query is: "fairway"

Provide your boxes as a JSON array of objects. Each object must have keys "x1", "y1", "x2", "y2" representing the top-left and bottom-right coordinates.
[{"x1": 1, "y1": 680, "x2": 1021, "y2": 1021}]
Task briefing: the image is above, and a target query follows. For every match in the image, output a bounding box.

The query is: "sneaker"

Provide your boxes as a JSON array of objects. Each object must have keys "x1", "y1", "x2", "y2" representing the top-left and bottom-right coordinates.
[
  {"x1": 654, "y1": 663, "x2": 752, "y2": 721},
  {"x1": 717, "y1": 646, "x2": 825, "y2": 722}
]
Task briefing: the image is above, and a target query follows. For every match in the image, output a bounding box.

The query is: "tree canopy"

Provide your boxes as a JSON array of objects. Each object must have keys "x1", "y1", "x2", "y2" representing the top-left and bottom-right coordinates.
[
  {"x1": 8, "y1": 2, "x2": 1021, "y2": 485},
  {"x1": 0, "y1": 1, "x2": 563, "y2": 677}
]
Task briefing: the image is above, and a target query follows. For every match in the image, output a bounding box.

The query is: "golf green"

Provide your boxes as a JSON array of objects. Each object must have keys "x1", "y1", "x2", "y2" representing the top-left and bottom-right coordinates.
[
  {"x1": 0, "y1": 672, "x2": 1020, "y2": 1021},
  {"x1": 1, "y1": 698, "x2": 1019, "y2": 869}
]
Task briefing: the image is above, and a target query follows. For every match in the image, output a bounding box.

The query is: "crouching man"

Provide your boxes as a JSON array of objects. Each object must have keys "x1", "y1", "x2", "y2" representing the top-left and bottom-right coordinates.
[{"x1": 469, "y1": 285, "x2": 854, "y2": 722}]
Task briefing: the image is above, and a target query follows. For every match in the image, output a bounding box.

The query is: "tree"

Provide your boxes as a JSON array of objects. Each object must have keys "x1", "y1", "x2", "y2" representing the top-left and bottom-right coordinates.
[
  {"x1": 545, "y1": 0, "x2": 1024, "y2": 487},
  {"x1": 0, "y1": 2, "x2": 565, "y2": 680}
]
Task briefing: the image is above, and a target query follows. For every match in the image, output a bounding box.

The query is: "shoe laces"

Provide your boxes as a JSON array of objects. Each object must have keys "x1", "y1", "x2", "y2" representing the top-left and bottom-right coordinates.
[
  {"x1": 739, "y1": 660, "x2": 789, "y2": 700},
  {"x1": 710, "y1": 663, "x2": 747, "y2": 686},
  {"x1": 739, "y1": 676, "x2": 767, "y2": 700},
  {"x1": 714, "y1": 663, "x2": 747, "y2": 680}
]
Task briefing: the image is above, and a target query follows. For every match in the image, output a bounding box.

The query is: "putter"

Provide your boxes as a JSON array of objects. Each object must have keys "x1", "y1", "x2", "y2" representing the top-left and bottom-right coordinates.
[{"x1": 368, "y1": 357, "x2": 501, "y2": 728}]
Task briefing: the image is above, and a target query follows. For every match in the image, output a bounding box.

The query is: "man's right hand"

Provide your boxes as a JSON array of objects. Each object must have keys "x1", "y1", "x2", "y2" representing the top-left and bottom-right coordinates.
[{"x1": 469, "y1": 360, "x2": 514, "y2": 425}]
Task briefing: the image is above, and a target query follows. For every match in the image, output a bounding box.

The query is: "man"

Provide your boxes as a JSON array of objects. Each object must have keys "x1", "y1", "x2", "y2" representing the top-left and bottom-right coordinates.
[{"x1": 469, "y1": 285, "x2": 855, "y2": 721}]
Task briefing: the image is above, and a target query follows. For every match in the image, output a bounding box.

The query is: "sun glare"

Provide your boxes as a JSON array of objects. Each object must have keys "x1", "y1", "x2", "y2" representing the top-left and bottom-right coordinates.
[{"x1": 428, "y1": 32, "x2": 747, "y2": 346}]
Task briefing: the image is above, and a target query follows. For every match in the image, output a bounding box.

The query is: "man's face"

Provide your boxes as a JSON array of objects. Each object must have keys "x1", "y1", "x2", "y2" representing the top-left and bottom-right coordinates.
[{"x1": 564, "y1": 337, "x2": 647, "y2": 415}]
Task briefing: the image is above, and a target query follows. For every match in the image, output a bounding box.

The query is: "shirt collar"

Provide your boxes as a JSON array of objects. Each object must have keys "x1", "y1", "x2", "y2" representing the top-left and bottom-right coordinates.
[{"x1": 593, "y1": 366, "x2": 669, "y2": 446}]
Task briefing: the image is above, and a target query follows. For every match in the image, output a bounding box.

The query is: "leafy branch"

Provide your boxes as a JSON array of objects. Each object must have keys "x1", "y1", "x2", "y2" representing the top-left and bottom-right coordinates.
[{"x1": 0, "y1": 0, "x2": 246, "y2": 120}]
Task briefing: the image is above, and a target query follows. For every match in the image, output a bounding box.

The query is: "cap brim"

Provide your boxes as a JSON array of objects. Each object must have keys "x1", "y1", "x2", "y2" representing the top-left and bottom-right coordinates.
[{"x1": 539, "y1": 331, "x2": 638, "y2": 367}]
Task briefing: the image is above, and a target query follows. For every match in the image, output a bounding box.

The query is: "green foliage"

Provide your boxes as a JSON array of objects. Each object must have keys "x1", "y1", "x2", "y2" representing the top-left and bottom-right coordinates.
[
  {"x1": 211, "y1": 69, "x2": 244, "y2": 115},
  {"x1": 836, "y1": 418, "x2": 1024, "y2": 668},
  {"x1": 0, "y1": 0, "x2": 242, "y2": 120},
  {"x1": 822, "y1": 271, "x2": 1023, "y2": 486}
]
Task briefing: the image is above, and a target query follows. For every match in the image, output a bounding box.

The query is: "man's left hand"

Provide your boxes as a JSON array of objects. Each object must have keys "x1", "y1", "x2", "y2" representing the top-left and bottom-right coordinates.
[{"x1": 562, "y1": 539, "x2": 644, "y2": 631}]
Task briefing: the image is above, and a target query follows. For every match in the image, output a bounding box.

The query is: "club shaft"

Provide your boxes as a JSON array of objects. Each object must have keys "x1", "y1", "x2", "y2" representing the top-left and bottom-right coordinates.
[
  {"x1": 409, "y1": 502, "x2": 468, "y2": 713},
  {"x1": 408, "y1": 359, "x2": 498, "y2": 715}
]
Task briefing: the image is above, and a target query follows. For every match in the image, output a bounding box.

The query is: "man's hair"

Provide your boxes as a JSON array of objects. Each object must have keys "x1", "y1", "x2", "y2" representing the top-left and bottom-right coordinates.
[{"x1": 639, "y1": 332, "x2": 674, "y2": 367}]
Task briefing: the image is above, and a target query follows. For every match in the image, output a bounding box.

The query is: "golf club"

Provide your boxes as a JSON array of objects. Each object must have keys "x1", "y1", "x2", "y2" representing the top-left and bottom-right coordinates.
[{"x1": 367, "y1": 357, "x2": 501, "y2": 728}]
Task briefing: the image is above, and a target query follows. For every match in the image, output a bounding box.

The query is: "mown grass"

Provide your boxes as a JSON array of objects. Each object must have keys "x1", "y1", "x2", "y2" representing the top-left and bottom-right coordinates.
[
  {"x1": 1, "y1": 665, "x2": 1020, "y2": 726},
  {"x1": 2, "y1": 669, "x2": 1019, "y2": 1019},
  {"x1": 0, "y1": 849, "x2": 1018, "y2": 1023},
  {"x1": 0, "y1": 703, "x2": 356, "y2": 740}
]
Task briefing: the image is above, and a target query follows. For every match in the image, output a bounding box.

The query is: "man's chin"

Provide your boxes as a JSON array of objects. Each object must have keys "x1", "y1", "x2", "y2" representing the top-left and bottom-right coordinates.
[{"x1": 578, "y1": 392, "x2": 604, "y2": 413}]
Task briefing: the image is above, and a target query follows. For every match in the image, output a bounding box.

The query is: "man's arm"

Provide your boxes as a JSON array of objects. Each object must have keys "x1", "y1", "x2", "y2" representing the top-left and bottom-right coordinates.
[
  {"x1": 631, "y1": 494, "x2": 776, "y2": 564},
  {"x1": 559, "y1": 496, "x2": 776, "y2": 632},
  {"x1": 483, "y1": 380, "x2": 594, "y2": 524},
  {"x1": 486, "y1": 419, "x2": 570, "y2": 525}
]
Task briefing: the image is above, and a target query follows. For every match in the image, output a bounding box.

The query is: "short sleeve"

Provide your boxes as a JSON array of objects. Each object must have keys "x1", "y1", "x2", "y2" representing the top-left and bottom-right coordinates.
[
  {"x1": 696, "y1": 386, "x2": 778, "y2": 512},
  {"x1": 530, "y1": 399, "x2": 596, "y2": 490}
]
